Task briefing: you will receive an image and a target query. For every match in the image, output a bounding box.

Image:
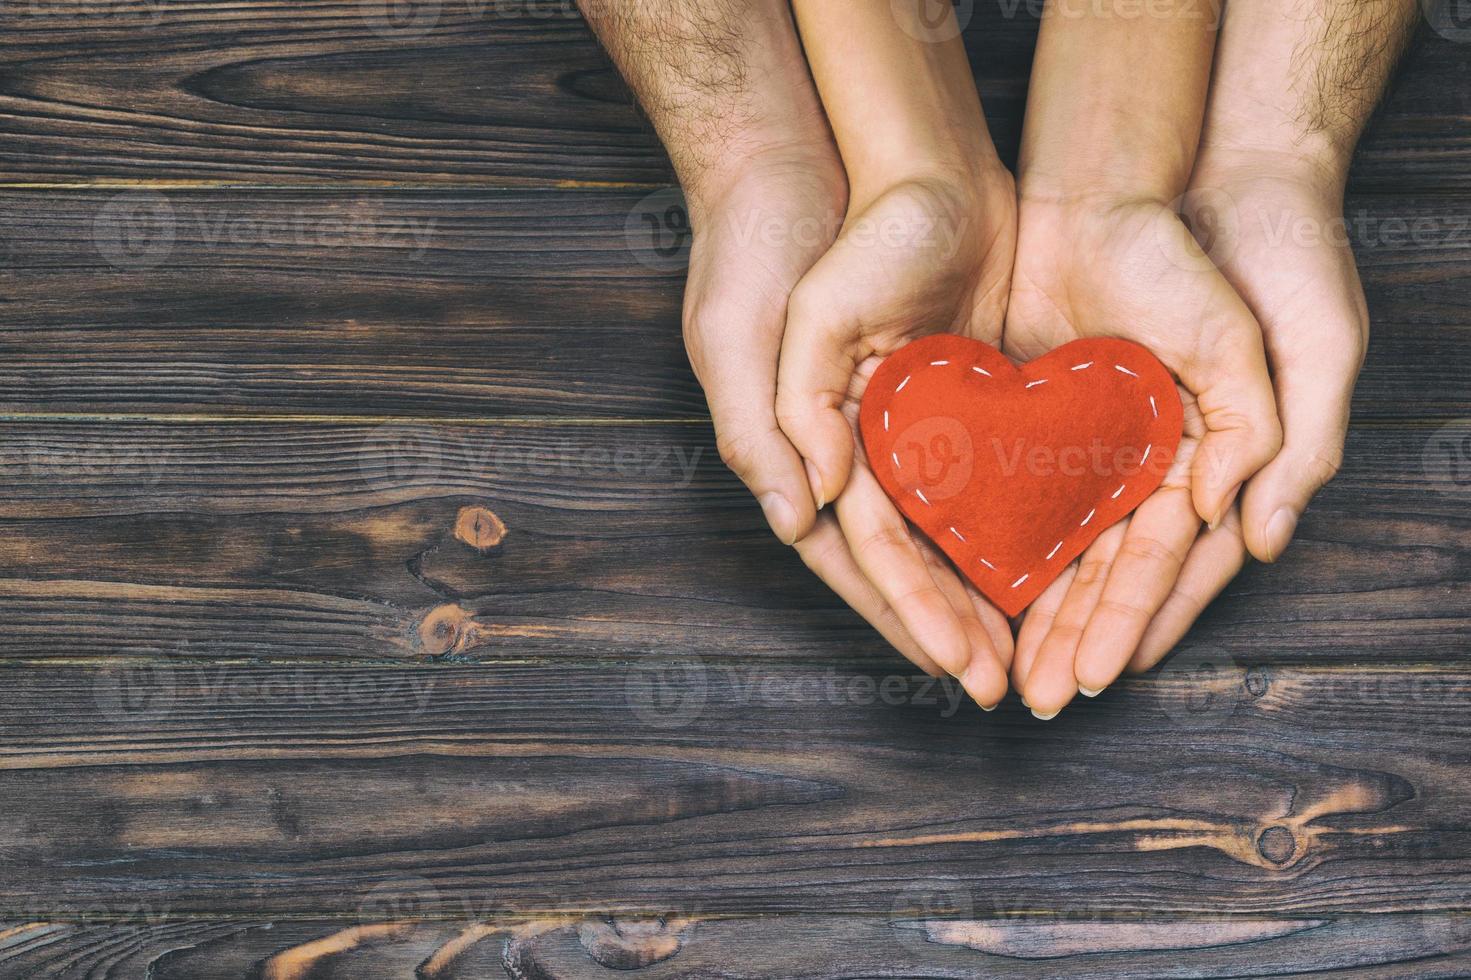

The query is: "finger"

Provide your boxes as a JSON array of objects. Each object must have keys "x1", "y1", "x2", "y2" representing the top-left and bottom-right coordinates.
[
  {"x1": 1012, "y1": 565, "x2": 1075, "y2": 695},
  {"x1": 1239, "y1": 355, "x2": 1356, "y2": 563},
  {"x1": 775, "y1": 274, "x2": 862, "y2": 511},
  {"x1": 707, "y1": 399, "x2": 817, "y2": 546},
  {"x1": 794, "y1": 513, "x2": 945, "y2": 678},
  {"x1": 969, "y1": 583, "x2": 1016, "y2": 674},
  {"x1": 834, "y1": 464, "x2": 974, "y2": 681},
  {"x1": 1129, "y1": 505, "x2": 1247, "y2": 674},
  {"x1": 1022, "y1": 522, "x2": 1128, "y2": 719},
  {"x1": 915, "y1": 538, "x2": 1009, "y2": 708},
  {"x1": 1073, "y1": 487, "x2": 1199, "y2": 694},
  {"x1": 1178, "y1": 322, "x2": 1283, "y2": 529}
]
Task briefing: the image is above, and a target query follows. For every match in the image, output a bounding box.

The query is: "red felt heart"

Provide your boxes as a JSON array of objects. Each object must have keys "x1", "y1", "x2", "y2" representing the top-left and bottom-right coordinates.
[{"x1": 859, "y1": 335, "x2": 1184, "y2": 617}]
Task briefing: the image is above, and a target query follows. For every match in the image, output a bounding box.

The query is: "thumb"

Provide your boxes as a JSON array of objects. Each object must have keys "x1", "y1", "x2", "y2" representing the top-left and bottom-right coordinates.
[
  {"x1": 774, "y1": 265, "x2": 865, "y2": 512},
  {"x1": 1176, "y1": 317, "x2": 1283, "y2": 529},
  {"x1": 687, "y1": 311, "x2": 818, "y2": 547},
  {"x1": 1239, "y1": 347, "x2": 1360, "y2": 563}
]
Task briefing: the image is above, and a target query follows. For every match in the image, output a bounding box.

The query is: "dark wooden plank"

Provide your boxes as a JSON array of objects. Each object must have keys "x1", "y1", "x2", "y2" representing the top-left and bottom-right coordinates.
[
  {"x1": 1, "y1": 914, "x2": 1469, "y2": 978},
  {"x1": 0, "y1": 3, "x2": 1463, "y2": 189},
  {"x1": 0, "y1": 419, "x2": 1462, "y2": 663},
  {"x1": 0, "y1": 662, "x2": 1467, "y2": 915},
  {"x1": 0, "y1": 188, "x2": 1467, "y2": 418}
]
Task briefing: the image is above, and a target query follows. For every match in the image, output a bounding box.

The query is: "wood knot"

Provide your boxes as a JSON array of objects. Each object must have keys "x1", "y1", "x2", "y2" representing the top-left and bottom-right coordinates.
[
  {"x1": 576, "y1": 918, "x2": 688, "y2": 970},
  {"x1": 416, "y1": 604, "x2": 475, "y2": 657},
  {"x1": 1245, "y1": 666, "x2": 1271, "y2": 698},
  {"x1": 1256, "y1": 824, "x2": 1298, "y2": 865},
  {"x1": 454, "y1": 505, "x2": 506, "y2": 552}
]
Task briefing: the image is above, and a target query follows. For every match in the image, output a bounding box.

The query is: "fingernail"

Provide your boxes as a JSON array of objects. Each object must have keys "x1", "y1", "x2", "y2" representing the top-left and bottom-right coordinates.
[
  {"x1": 1264, "y1": 507, "x2": 1299, "y2": 563},
  {"x1": 1078, "y1": 685, "x2": 1104, "y2": 698},
  {"x1": 980, "y1": 701, "x2": 997, "y2": 712},
  {"x1": 757, "y1": 492, "x2": 799, "y2": 546},
  {"x1": 1031, "y1": 708, "x2": 1059, "y2": 721},
  {"x1": 804, "y1": 459, "x2": 826, "y2": 511},
  {"x1": 1209, "y1": 482, "x2": 1243, "y2": 531}
]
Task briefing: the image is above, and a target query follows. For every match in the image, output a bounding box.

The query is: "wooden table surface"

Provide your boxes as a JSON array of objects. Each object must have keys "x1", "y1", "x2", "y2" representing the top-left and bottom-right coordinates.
[{"x1": 0, "y1": 3, "x2": 1468, "y2": 977}]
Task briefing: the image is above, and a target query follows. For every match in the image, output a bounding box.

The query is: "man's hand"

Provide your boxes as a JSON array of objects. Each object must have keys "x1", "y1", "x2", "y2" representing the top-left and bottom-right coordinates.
[{"x1": 1123, "y1": 0, "x2": 1419, "y2": 670}]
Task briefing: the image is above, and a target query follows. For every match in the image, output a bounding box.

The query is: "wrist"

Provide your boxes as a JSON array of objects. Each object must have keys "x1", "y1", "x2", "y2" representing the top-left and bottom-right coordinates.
[
  {"x1": 682, "y1": 134, "x2": 848, "y2": 230},
  {"x1": 1192, "y1": 141, "x2": 1350, "y2": 204}
]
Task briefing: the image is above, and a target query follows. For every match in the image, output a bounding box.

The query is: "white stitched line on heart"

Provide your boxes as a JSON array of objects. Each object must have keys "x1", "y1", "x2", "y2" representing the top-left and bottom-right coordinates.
[
  {"x1": 891, "y1": 451, "x2": 900, "y2": 468},
  {"x1": 1045, "y1": 540, "x2": 1062, "y2": 560},
  {"x1": 949, "y1": 526, "x2": 966, "y2": 542},
  {"x1": 930, "y1": 360, "x2": 950, "y2": 366},
  {"x1": 1141, "y1": 444, "x2": 1152, "y2": 465},
  {"x1": 883, "y1": 410, "x2": 890, "y2": 432},
  {"x1": 1149, "y1": 395, "x2": 1158, "y2": 418},
  {"x1": 915, "y1": 489, "x2": 931, "y2": 506},
  {"x1": 1111, "y1": 483, "x2": 1125, "y2": 499},
  {"x1": 979, "y1": 557, "x2": 996, "y2": 570},
  {"x1": 896, "y1": 374, "x2": 911, "y2": 392},
  {"x1": 1010, "y1": 573, "x2": 1029, "y2": 588},
  {"x1": 1025, "y1": 379, "x2": 1048, "y2": 389},
  {"x1": 1071, "y1": 361, "x2": 1093, "y2": 371},
  {"x1": 1115, "y1": 364, "x2": 1139, "y2": 377},
  {"x1": 1080, "y1": 508, "x2": 1096, "y2": 527},
  {"x1": 971, "y1": 366, "x2": 991, "y2": 377}
]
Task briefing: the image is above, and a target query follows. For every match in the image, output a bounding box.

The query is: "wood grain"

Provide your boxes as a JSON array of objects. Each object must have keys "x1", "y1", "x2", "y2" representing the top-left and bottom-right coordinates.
[
  {"x1": 0, "y1": 4, "x2": 1464, "y2": 188},
  {"x1": 0, "y1": 189, "x2": 1467, "y2": 418},
  {"x1": 0, "y1": 420, "x2": 1462, "y2": 663},
  {"x1": 1, "y1": 914, "x2": 1468, "y2": 978},
  {"x1": 0, "y1": 663, "x2": 1466, "y2": 916}
]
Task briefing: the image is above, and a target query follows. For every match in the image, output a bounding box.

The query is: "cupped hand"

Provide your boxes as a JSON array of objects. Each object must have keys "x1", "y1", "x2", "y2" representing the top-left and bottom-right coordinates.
[
  {"x1": 1121, "y1": 158, "x2": 1368, "y2": 673},
  {"x1": 773, "y1": 172, "x2": 1020, "y2": 704},
  {"x1": 1004, "y1": 195, "x2": 1283, "y2": 717},
  {"x1": 684, "y1": 148, "x2": 1004, "y2": 687}
]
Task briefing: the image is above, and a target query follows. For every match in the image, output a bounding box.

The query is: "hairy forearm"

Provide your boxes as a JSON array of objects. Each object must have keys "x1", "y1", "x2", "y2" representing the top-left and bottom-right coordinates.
[
  {"x1": 1018, "y1": 0, "x2": 1221, "y2": 204},
  {"x1": 790, "y1": 0, "x2": 1001, "y2": 211},
  {"x1": 1197, "y1": 0, "x2": 1419, "y2": 183},
  {"x1": 577, "y1": 0, "x2": 835, "y2": 211}
]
